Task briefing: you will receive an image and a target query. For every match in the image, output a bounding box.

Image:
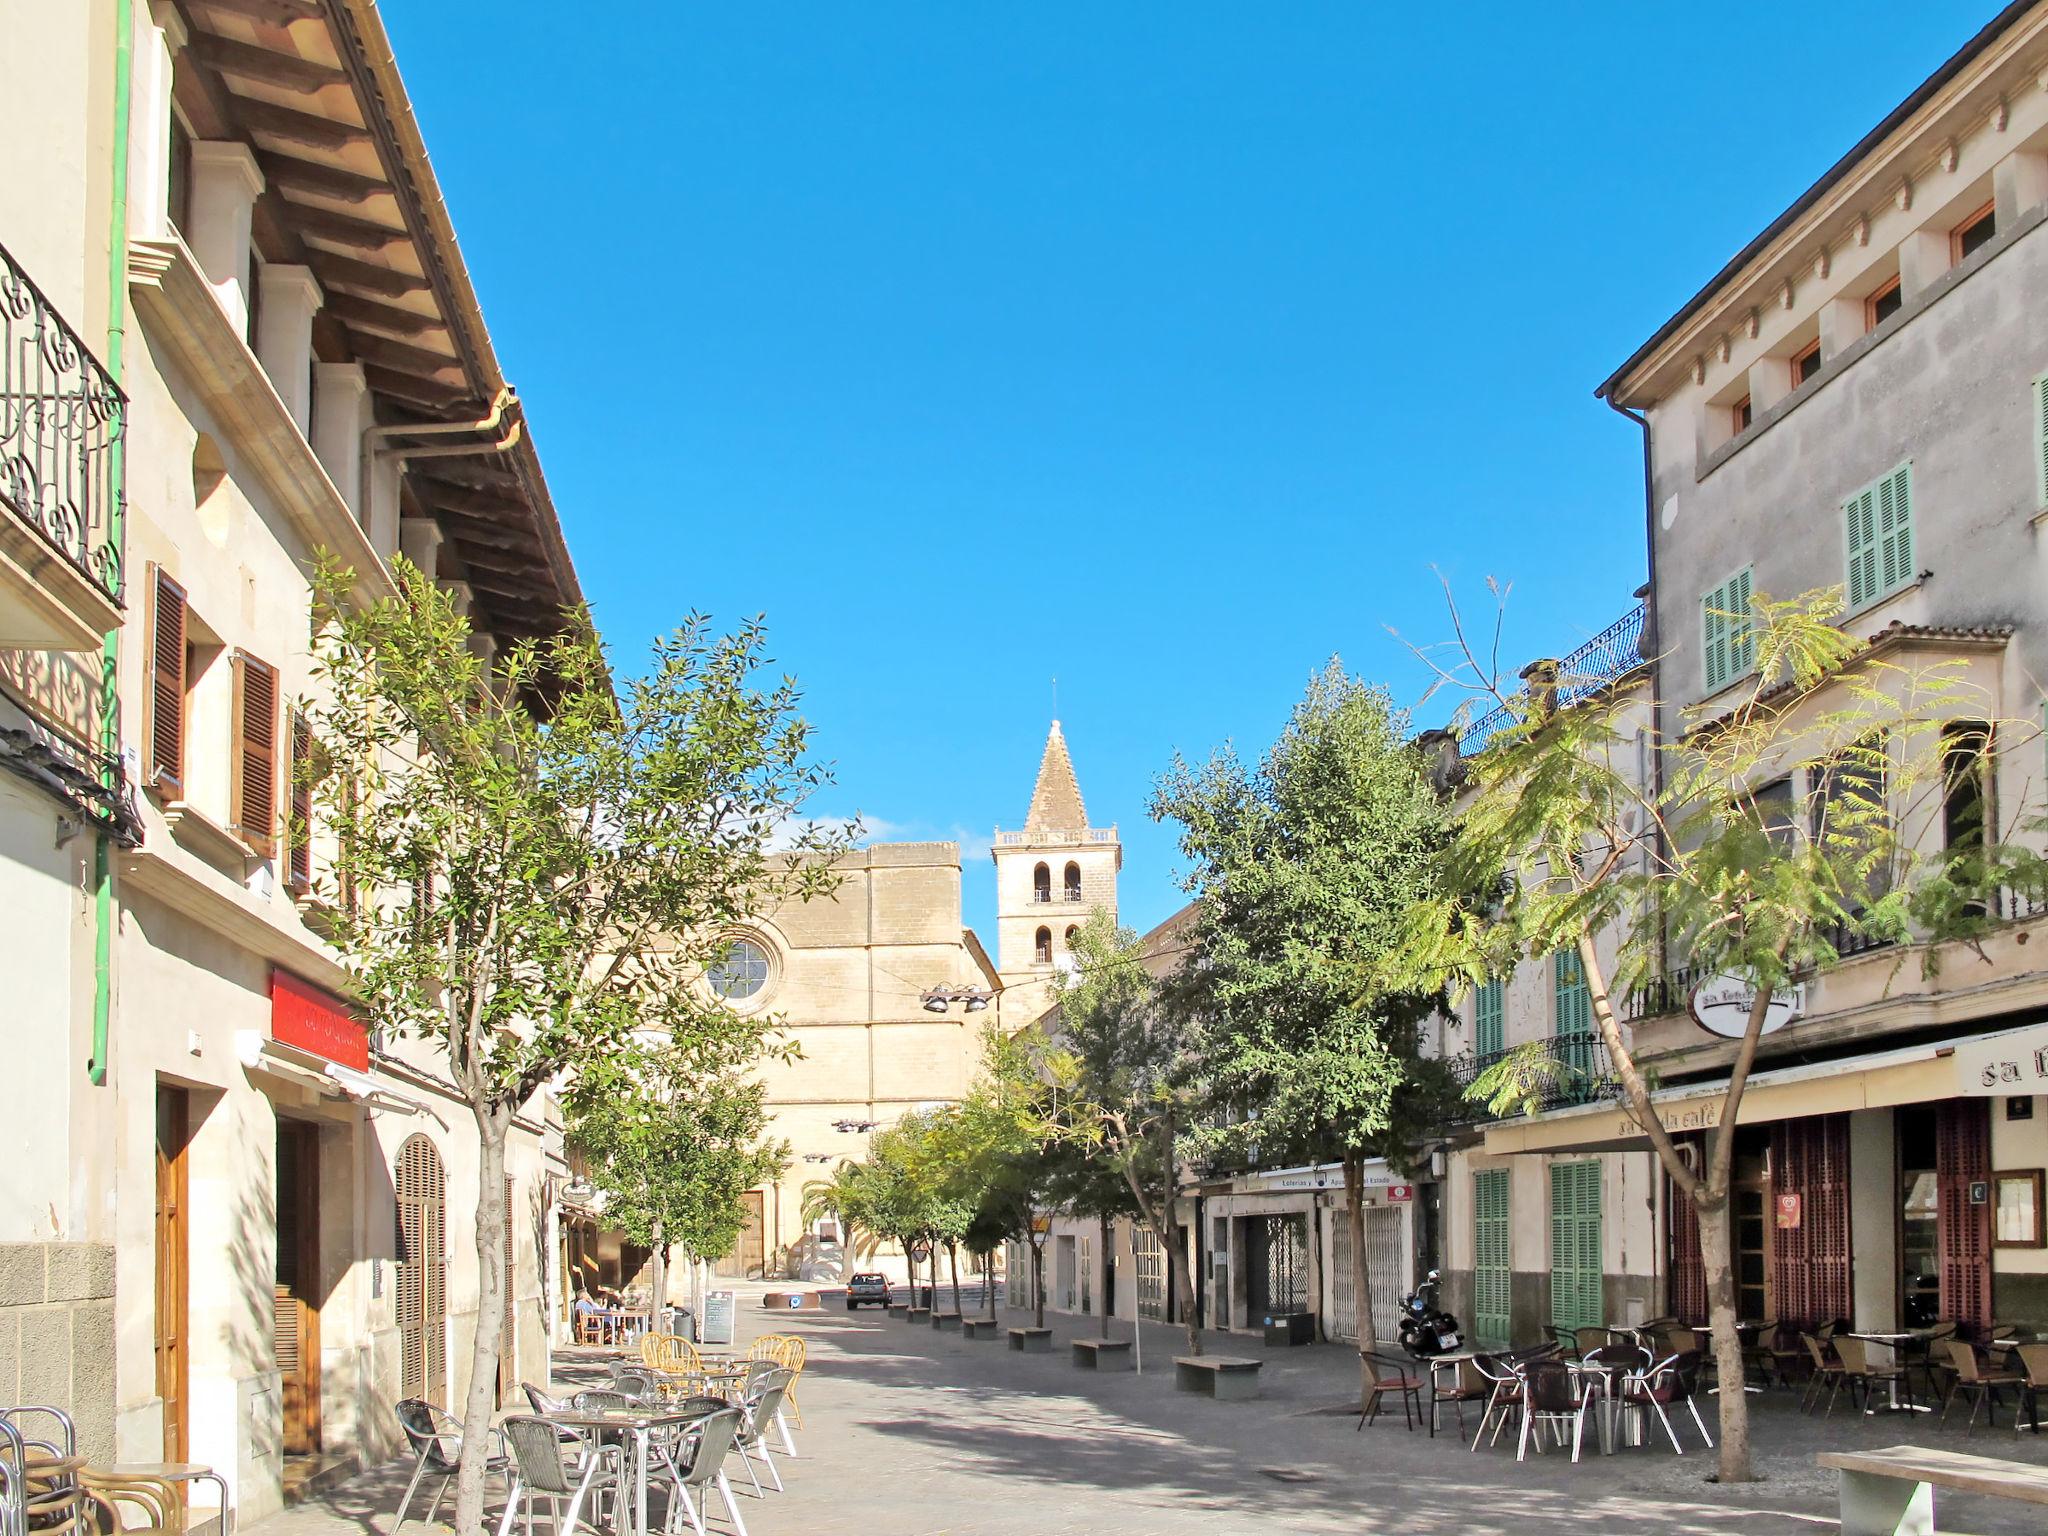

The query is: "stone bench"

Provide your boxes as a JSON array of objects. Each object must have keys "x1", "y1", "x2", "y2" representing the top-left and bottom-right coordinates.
[
  {"x1": 962, "y1": 1318, "x2": 1000, "y2": 1339},
  {"x1": 886, "y1": 1303, "x2": 910, "y2": 1320},
  {"x1": 1071, "y1": 1338, "x2": 1133, "y2": 1371},
  {"x1": 1174, "y1": 1355, "x2": 1262, "y2": 1401},
  {"x1": 905, "y1": 1307, "x2": 931, "y2": 1324},
  {"x1": 1819, "y1": 1446, "x2": 2048, "y2": 1534},
  {"x1": 1007, "y1": 1326, "x2": 1054, "y2": 1353},
  {"x1": 930, "y1": 1311, "x2": 962, "y2": 1330}
]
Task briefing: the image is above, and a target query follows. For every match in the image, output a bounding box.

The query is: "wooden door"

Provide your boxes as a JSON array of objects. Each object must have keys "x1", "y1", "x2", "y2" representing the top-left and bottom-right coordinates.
[
  {"x1": 273, "y1": 1120, "x2": 321, "y2": 1453},
  {"x1": 1770, "y1": 1114, "x2": 1852, "y2": 1327},
  {"x1": 718, "y1": 1192, "x2": 765, "y2": 1278},
  {"x1": 154, "y1": 1089, "x2": 190, "y2": 1462},
  {"x1": 1935, "y1": 1099, "x2": 1993, "y2": 1331}
]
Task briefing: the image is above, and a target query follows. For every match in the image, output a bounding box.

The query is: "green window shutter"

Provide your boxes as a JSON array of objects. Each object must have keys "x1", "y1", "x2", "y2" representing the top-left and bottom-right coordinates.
[
  {"x1": 1847, "y1": 465, "x2": 1913, "y2": 607},
  {"x1": 1473, "y1": 1170, "x2": 1512, "y2": 1347},
  {"x1": 1549, "y1": 1160, "x2": 1604, "y2": 1335},
  {"x1": 1701, "y1": 568, "x2": 1754, "y2": 691},
  {"x1": 2036, "y1": 374, "x2": 2048, "y2": 510},
  {"x1": 1475, "y1": 978, "x2": 1504, "y2": 1060},
  {"x1": 1553, "y1": 949, "x2": 1589, "y2": 1038}
]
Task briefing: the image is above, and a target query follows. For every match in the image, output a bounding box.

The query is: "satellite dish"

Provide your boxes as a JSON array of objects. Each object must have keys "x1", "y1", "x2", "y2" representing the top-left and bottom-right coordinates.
[{"x1": 1689, "y1": 973, "x2": 1803, "y2": 1040}]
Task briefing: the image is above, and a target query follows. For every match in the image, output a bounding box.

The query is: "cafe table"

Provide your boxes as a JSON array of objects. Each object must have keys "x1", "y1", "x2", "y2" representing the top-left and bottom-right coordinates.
[
  {"x1": 545, "y1": 1406, "x2": 713, "y2": 1536},
  {"x1": 1846, "y1": 1332, "x2": 1933, "y2": 1413}
]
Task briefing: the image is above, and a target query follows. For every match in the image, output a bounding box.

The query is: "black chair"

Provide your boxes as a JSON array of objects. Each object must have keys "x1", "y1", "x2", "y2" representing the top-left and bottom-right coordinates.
[
  {"x1": 1518, "y1": 1358, "x2": 1595, "y2": 1462},
  {"x1": 392, "y1": 1399, "x2": 506, "y2": 1530},
  {"x1": 1357, "y1": 1352, "x2": 1425, "y2": 1432},
  {"x1": 1621, "y1": 1351, "x2": 1714, "y2": 1453}
]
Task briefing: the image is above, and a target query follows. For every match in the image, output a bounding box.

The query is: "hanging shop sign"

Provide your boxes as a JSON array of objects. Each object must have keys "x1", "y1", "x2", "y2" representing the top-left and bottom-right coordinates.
[
  {"x1": 1951, "y1": 1023, "x2": 2048, "y2": 1096},
  {"x1": 270, "y1": 968, "x2": 369, "y2": 1070},
  {"x1": 1690, "y1": 973, "x2": 1803, "y2": 1040}
]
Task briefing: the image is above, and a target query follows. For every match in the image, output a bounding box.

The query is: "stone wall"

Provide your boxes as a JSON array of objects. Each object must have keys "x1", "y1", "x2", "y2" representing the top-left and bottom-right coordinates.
[{"x1": 0, "y1": 1243, "x2": 116, "y2": 1462}]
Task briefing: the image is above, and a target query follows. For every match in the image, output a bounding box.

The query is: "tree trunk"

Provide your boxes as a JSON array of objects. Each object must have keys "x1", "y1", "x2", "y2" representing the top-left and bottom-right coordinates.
[
  {"x1": 648, "y1": 1224, "x2": 668, "y2": 1339},
  {"x1": 986, "y1": 1250, "x2": 999, "y2": 1320},
  {"x1": 1030, "y1": 1232, "x2": 1047, "y2": 1329},
  {"x1": 1344, "y1": 1149, "x2": 1375, "y2": 1410},
  {"x1": 454, "y1": 1102, "x2": 511, "y2": 1536},
  {"x1": 1695, "y1": 1189, "x2": 1753, "y2": 1482},
  {"x1": 948, "y1": 1240, "x2": 962, "y2": 1317}
]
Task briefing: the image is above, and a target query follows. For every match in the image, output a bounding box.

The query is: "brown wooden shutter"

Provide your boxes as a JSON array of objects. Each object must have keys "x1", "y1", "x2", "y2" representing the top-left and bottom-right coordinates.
[
  {"x1": 231, "y1": 653, "x2": 279, "y2": 855},
  {"x1": 1769, "y1": 1115, "x2": 1852, "y2": 1329},
  {"x1": 1936, "y1": 1099, "x2": 1993, "y2": 1332},
  {"x1": 146, "y1": 569, "x2": 187, "y2": 792},
  {"x1": 287, "y1": 711, "x2": 313, "y2": 893},
  {"x1": 1666, "y1": 1135, "x2": 1707, "y2": 1324}
]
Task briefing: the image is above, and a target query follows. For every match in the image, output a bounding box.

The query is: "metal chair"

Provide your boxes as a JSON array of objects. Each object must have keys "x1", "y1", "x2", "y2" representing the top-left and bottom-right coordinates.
[
  {"x1": 1940, "y1": 1339, "x2": 2023, "y2": 1433},
  {"x1": 658, "y1": 1407, "x2": 749, "y2": 1536},
  {"x1": 1798, "y1": 1333, "x2": 1843, "y2": 1414},
  {"x1": 1468, "y1": 1354, "x2": 1527, "y2": 1452},
  {"x1": 1517, "y1": 1358, "x2": 1596, "y2": 1463},
  {"x1": 494, "y1": 1416, "x2": 620, "y2": 1536},
  {"x1": 1429, "y1": 1355, "x2": 1489, "y2": 1438},
  {"x1": 1832, "y1": 1336, "x2": 1912, "y2": 1417},
  {"x1": 1620, "y1": 1351, "x2": 1714, "y2": 1454},
  {"x1": 608, "y1": 1367, "x2": 664, "y2": 1404},
  {"x1": 1572, "y1": 1326, "x2": 1615, "y2": 1360},
  {"x1": 1356, "y1": 1352, "x2": 1425, "y2": 1432},
  {"x1": 731, "y1": 1368, "x2": 792, "y2": 1497},
  {"x1": 393, "y1": 1400, "x2": 506, "y2": 1530},
  {"x1": 751, "y1": 1335, "x2": 808, "y2": 1439}
]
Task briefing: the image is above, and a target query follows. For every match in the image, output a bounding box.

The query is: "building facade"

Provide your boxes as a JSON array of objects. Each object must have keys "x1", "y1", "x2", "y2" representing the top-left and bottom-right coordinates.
[
  {"x1": 1430, "y1": 1, "x2": 2048, "y2": 1349},
  {"x1": 1, "y1": 2, "x2": 579, "y2": 1518}
]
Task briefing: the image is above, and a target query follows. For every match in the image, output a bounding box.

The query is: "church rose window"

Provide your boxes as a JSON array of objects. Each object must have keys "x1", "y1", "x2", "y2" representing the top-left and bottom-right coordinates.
[{"x1": 708, "y1": 938, "x2": 771, "y2": 1000}]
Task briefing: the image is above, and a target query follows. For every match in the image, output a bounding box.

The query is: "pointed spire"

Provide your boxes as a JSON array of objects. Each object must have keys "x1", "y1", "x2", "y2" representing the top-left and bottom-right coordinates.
[{"x1": 1025, "y1": 720, "x2": 1089, "y2": 832}]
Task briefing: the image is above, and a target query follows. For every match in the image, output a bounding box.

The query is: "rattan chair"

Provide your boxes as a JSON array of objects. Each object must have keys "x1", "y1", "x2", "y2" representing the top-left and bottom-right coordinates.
[
  {"x1": 2013, "y1": 1342, "x2": 2048, "y2": 1435},
  {"x1": 1832, "y1": 1336, "x2": 1912, "y2": 1418},
  {"x1": 1941, "y1": 1339, "x2": 2024, "y2": 1433},
  {"x1": 750, "y1": 1335, "x2": 808, "y2": 1443},
  {"x1": 1619, "y1": 1351, "x2": 1713, "y2": 1454},
  {"x1": 641, "y1": 1333, "x2": 701, "y2": 1376},
  {"x1": 1799, "y1": 1333, "x2": 1843, "y2": 1414}
]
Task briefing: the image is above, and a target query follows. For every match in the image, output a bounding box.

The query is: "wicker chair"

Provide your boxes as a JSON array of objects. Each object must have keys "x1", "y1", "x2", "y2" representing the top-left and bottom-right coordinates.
[
  {"x1": 2014, "y1": 1342, "x2": 2048, "y2": 1435},
  {"x1": 1941, "y1": 1339, "x2": 2025, "y2": 1433},
  {"x1": 641, "y1": 1333, "x2": 701, "y2": 1376},
  {"x1": 1832, "y1": 1336, "x2": 1912, "y2": 1418},
  {"x1": 1799, "y1": 1333, "x2": 1843, "y2": 1415}
]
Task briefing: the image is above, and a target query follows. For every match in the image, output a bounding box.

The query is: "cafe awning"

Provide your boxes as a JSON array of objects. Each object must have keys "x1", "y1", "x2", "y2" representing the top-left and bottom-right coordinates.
[{"x1": 1481, "y1": 1021, "x2": 2048, "y2": 1156}]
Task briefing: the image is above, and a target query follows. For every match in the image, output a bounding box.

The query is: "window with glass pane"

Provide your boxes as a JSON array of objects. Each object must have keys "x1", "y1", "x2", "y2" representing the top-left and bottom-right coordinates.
[{"x1": 706, "y1": 939, "x2": 770, "y2": 1000}]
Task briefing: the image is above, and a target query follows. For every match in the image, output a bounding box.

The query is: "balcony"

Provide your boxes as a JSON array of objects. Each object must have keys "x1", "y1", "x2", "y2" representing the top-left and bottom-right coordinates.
[
  {"x1": 0, "y1": 242, "x2": 125, "y2": 651},
  {"x1": 1030, "y1": 889, "x2": 1086, "y2": 904},
  {"x1": 1461, "y1": 603, "x2": 1646, "y2": 755},
  {"x1": 1443, "y1": 1035, "x2": 1618, "y2": 1122}
]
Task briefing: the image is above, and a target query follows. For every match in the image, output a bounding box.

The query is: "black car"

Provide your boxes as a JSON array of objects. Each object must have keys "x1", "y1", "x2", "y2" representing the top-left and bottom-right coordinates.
[{"x1": 845, "y1": 1272, "x2": 891, "y2": 1309}]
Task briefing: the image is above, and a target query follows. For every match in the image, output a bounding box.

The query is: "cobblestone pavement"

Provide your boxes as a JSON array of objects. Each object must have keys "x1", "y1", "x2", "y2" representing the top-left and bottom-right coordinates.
[{"x1": 253, "y1": 1295, "x2": 2048, "y2": 1535}]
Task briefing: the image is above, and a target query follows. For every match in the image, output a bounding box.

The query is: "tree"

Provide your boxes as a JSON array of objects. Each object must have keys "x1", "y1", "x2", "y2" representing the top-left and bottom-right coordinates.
[
  {"x1": 565, "y1": 1032, "x2": 790, "y2": 1343},
  {"x1": 952, "y1": 1026, "x2": 1067, "y2": 1326},
  {"x1": 307, "y1": 559, "x2": 845, "y2": 1536},
  {"x1": 1386, "y1": 584, "x2": 2048, "y2": 1483},
  {"x1": 1042, "y1": 910, "x2": 1208, "y2": 1355},
  {"x1": 1152, "y1": 662, "x2": 1449, "y2": 1397}
]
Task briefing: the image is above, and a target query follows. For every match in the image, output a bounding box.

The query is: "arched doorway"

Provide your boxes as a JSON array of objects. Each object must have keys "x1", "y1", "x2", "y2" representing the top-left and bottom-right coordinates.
[{"x1": 395, "y1": 1135, "x2": 447, "y2": 1404}]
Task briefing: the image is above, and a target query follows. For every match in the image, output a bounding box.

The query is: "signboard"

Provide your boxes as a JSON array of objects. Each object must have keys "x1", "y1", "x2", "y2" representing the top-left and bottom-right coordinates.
[
  {"x1": 1385, "y1": 1185, "x2": 1414, "y2": 1204},
  {"x1": 270, "y1": 969, "x2": 369, "y2": 1070},
  {"x1": 1690, "y1": 973, "x2": 1804, "y2": 1041},
  {"x1": 699, "y1": 1289, "x2": 736, "y2": 1345},
  {"x1": 1775, "y1": 1193, "x2": 1801, "y2": 1230},
  {"x1": 1263, "y1": 1164, "x2": 1400, "y2": 1193},
  {"x1": 1952, "y1": 1024, "x2": 2048, "y2": 1095}
]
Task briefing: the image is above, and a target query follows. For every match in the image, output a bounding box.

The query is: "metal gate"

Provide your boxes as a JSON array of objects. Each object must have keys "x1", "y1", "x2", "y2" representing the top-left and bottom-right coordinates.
[
  {"x1": 1248, "y1": 1214, "x2": 1308, "y2": 1317},
  {"x1": 1329, "y1": 1206, "x2": 1403, "y2": 1343}
]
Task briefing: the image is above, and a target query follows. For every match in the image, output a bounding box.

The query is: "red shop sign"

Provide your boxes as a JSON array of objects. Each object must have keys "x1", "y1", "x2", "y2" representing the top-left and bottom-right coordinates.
[
  {"x1": 270, "y1": 969, "x2": 369, "y2": 1071},
  {"x1": 1776, "y1": 1192, "x2": 1802, "y2": 1230},
  {"x1": 1385, "y1": 1184, "x2": 1414, "y2": 1203}
]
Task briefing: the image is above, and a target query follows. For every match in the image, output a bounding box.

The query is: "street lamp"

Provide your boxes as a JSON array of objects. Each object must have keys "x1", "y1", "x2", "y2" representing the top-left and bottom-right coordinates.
[{"x1": 919, "y1": 987, "x2": 996, "y2": 1014}]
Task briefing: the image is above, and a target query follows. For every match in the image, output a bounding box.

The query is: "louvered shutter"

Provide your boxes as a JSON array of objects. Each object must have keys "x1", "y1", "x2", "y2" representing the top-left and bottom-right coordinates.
[
  {"x1": 1701, "y1": 569, "x2": 1754, "y2": 691},
  {"x1": 146, "y1": 569, "x2": 187, "y2": 791},
  {"x1": 1770, "y1": 1115, "x2": 1852, "y2": 1328},
  {"x1": 1472, "y1": 1170, "x2": 1511, "y2": 1347},
  {"x1": 1549, "y1": 1160, "x2": 1603, "y2": 1334},
  {"x1": 1729, "y1": 568, "x2": 1754, "y2": 673},
  {"x1": 1847, "y1": 466, "x2": 1913, "y2": 607},
  {"x1": 2036, "y1": 375, "x2": 2048, "y2": 508},
  {"x1": 1474, "y1": 978, "x2": 1504, "y2": 1060},
  {"x1": 395, "y1": 1134, "x2": 447, "y2": 1404},
  {"x1": 1553, "y1": 949, "x2": 1593, "y2": 1084},
  {"x1": 1666, "y1": 1137, "x2": 1707, "y2": 1324},
  {"x1": 1846, "y1": 486, "x2": 1879, "y2": 607},
  {"x1": 1702, "y1": 584, "x2": 1729, "y2": 692},
  {"x1": 287, "y1": 711, "x2": 313, "y2": 893},
  {"x1": 1935, "y1": 1099, "x2": 1992, "y2": 1332},
  {"x1": 231, "y1": 653, "x2": 279, "y2": 855}
]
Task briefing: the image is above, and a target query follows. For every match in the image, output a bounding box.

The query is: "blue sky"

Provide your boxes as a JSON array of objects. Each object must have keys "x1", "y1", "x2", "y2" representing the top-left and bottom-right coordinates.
[{"x1": 385, "y1": 1, "x2": 1985, "y2": 940}]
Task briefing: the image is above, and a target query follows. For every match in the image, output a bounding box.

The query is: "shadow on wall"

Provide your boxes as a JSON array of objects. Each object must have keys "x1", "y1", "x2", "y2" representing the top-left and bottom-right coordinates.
[{"x1": 787, "y1": 1236, "x2": 845, "y2": 1282}]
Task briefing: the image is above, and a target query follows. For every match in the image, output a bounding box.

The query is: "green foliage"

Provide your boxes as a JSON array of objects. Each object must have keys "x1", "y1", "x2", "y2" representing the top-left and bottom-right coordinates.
[
  {"x1": 1151, "y1": 661, "x2": 1448, "y2": 1166},
  {"x1": 565, "y1": 1034, "x2": 789, "y2": 1263},
  {"x1": 306, "y1": 556, "x2": 850, "y2": 1110}
]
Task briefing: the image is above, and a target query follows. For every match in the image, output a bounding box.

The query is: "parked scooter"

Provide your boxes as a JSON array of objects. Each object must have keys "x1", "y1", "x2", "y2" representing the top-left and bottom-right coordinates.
[{"x1": 1396, "y1": 1269, "x2": 1465, "y2": 1359}]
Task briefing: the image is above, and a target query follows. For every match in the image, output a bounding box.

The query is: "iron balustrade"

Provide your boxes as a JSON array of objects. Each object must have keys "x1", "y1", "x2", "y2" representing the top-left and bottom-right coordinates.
[
  {"x1": 0, "y1": 241, "x2": 124, "y2": 606},
  {"x1": 1443, "y1": 1034, "x2": 1617, "y2": 1120},
  {"x1": 1460, "y1": 603, "x2": 1646, "y2": 755}
]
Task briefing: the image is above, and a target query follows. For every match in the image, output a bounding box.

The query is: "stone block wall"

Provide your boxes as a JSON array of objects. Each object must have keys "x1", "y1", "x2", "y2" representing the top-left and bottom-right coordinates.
[{"x1": 0, "y1": 1243, "x2": 117, "y2": 1461}]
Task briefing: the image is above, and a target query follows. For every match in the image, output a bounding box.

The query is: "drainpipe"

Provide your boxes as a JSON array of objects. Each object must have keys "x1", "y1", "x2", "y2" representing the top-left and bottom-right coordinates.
[
  {"x1": 1604, "y1": 393, "x2": 1663, "y2": 983},
  {"x1": 90, "y1": 0, "x2": 135, "y2": 1087}
]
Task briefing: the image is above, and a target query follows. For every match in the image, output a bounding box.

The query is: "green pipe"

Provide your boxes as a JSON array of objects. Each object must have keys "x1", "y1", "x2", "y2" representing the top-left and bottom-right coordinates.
[{"x1": 91, "y1": 0, "x2": 133, "y2": 1087}]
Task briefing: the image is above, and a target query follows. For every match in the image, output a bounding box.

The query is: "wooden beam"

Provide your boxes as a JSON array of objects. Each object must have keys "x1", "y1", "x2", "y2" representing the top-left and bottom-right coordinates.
[
  {"x1": 451, "y1": 539, "x2": 551, "y2": 573},
  {"x1": 260, "y1": 151, "x2": 389, "y2": 205},
  {"x1": 414, "y1": 480, "x2": 527, "y2": 517},
  {"x1": 284, "y1": 201, "x2": 407, "y2": 252},
  {"x1": 347, "y1": 329, "x2": 462, "y2": 378},
  {"x1": 308, "y1": 250, "x2": 429, "y2": 297},
  {"x1": 234, "y1": 95, "x2": 369, "y2": 152},
  {"x1": 362, "y1": 364, "x2": 470, "y2": 410},
  {"x1": 322, "y1": 291, "x2": 439, "y2": 338},
  {"x1": 188, "y1": 0, "x2": 325, "y2": 23},
  {"x1": 189, "y1": 34, "x2": 349, "y2": 91}
]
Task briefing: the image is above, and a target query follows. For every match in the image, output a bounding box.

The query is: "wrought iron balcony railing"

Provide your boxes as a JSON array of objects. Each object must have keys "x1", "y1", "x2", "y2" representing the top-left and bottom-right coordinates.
[
  {"x1": 1442, "y1": 1034, "x2": 1618, "y2": 1122},
  {"x1": 1460, "y1": 603, "x2": 1646, "y2": 755},
  {"x1": 1, "y1": 243, "x2": 124, "y2": 606}
]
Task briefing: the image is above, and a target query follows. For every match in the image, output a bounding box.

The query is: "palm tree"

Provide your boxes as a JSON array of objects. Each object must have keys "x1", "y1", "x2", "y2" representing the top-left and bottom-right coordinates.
[{"x1": 800, "y1": 1162, "x2": 871, "y2": 1279}]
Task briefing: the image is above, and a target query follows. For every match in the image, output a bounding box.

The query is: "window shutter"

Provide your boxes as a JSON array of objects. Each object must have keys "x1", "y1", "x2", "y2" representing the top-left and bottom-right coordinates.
[
  {"x1": 1474, "y1": 978, "x2": 1504, "y2": 1060},
  {"x1": 146, "y1": 569, "x2": 187, "y2": 791},
  {"x1": 2037, "y1": 375, "x2": 2048, "y2": 509},
  {"x1": 1549, "y1": 1160, "x2": 1603, "y2": 1335},
  {"x1": 1729, "y1": 568, "x2": 1754, "y2": 674},
  {"x1": 1701, "y1": 568, "x2": 1753, "y2": 691},
  {"x1": 1472, "y1": 1170, "x2": 1511, "y2": 1346},
  {"x1": 1878, "y1": 465, "x2": 1913, "y2": 594},
  {"x1": 232, "y1": 652, "x2": 279, "y2": 856},
  {"x1": 287, "y1": 710, "x2": 313, "y2": 892},
  {"x1": 1701, "y1": 585, "x2": 1728, "y2": 692},
  {"x1": 1846, "y1": 487, "x2": 1878, "y2": 607}
]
